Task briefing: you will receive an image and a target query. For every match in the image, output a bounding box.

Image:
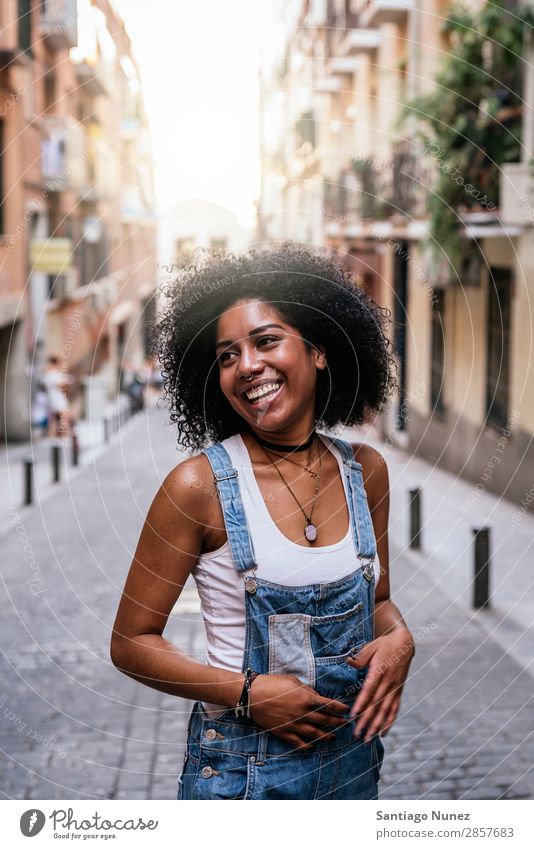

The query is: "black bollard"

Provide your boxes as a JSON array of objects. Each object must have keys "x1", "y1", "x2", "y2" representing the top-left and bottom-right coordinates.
[
  {"x1": 103, "y1": 418, "x2": 109, "y2": 442},
  {"x1": 23, "y1": 457, "x2": 34, "y2": 506},
  {"x1": 51, "y1": 443, "x2": 61, "y2": 483},
  {"x1": 71, "y1": 430, "x2": 79, "y2": 467},
  {"x1": 409, "y1": 487, "x2": 422, "y2": 550},
  {"x1": 473, "y1": 526, "x2": 491, "y2": 608}
]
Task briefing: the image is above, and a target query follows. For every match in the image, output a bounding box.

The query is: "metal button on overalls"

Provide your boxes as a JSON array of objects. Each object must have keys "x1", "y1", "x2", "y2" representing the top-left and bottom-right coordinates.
[{"x1": 201, "y1": 766, "x2": 215, "y2": 778}]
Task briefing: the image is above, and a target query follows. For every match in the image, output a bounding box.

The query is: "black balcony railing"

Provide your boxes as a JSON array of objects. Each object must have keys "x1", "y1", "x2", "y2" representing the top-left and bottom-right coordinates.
[
  {"x1": 390, "y1": 141, "x2": 433, "y2": 219},
  {"x1": 323, "y1": 142, "x2": 434, "y2": 224}
]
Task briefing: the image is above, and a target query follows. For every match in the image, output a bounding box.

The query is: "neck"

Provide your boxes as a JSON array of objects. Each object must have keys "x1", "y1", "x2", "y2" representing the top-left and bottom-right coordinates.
[{"x1": 249, "y1": 429, "x2": 316, "y2": 453}]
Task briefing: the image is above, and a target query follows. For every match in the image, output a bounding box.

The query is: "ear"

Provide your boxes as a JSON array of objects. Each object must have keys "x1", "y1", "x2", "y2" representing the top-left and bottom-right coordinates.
[{"x1": 314, "y1": 344, "x2": 327, "y2": 370}]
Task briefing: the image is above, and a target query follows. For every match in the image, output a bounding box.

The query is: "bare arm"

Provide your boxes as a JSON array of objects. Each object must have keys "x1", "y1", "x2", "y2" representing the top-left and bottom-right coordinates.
[
  {"x1": 347, "y1": 445, "x2": 415, "y2": 741},
  {"x1": 110, "y1": 454, "x2": 246, "y2": 707}
]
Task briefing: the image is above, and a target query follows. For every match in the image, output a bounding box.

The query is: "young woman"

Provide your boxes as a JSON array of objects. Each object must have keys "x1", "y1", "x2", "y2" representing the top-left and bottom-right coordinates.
[{"x1": 110, "y1": 245, "x2": 415, "y2": 800}]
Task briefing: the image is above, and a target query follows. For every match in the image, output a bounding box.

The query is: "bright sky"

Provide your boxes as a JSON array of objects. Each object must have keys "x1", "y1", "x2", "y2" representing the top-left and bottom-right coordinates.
[{"x1": 113, "y1": 0, "x2": 266, "y2": 229}]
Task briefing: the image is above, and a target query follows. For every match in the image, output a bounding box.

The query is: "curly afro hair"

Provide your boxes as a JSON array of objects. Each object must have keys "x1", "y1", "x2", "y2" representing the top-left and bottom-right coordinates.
[{"x1": 155, "y1": 244, "x2": 397, "y2": 451}]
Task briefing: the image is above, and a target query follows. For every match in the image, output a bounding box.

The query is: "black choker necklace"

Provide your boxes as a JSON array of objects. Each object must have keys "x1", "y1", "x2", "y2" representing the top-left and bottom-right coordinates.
[{"x1": 249, "y1": 431, "x2": 316, "y2": 453}]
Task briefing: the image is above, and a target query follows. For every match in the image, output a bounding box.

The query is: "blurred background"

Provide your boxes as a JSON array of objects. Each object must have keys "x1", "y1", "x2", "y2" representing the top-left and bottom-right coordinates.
[{"x1": 1, "y1": 0, "x2": 533, "y2": 801}]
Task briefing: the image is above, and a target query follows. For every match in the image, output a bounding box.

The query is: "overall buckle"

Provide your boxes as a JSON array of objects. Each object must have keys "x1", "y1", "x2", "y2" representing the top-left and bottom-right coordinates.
[{"x1": 361, "y1": 558, "x2": 375, "y2": 582}]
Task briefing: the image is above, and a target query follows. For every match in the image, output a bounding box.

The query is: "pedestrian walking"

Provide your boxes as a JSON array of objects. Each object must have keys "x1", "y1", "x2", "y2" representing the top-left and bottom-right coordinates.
[
  {"x1": 42, "y1": 356, "x2": 74, "y2": 437},
  {"x1": 31, "y1": 380, "x2": 49, "y2": 438},
  {"x1": 111, "y1": 245, "x2": 415, "y2": 800}
]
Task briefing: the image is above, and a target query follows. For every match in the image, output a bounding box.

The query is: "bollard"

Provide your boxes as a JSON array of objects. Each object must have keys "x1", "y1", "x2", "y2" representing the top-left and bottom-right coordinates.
[
  {"x1": 409, "y1": 487, "x2": 422, "y2": 550},
  {"x1": 23, "y1": 456, "x2": 34, "y2": 506},
  {"x1": 51, "y1": 443, "x2": 61, "y2": 483},
  {"x1": 103, "y1": 418, "x2": 109, "y2": 443},
  {"x1": 71, "y1": 429, "x2": 79, "y2": 467},
  {"x1": 473, "y1": 526, "x2": 491, "y2": 608}
]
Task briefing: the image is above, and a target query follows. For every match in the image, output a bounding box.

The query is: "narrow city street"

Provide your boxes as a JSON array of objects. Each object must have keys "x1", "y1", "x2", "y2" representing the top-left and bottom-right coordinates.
[{"x1": 1, "y1": 406, "x2": 533, "y2": 800}]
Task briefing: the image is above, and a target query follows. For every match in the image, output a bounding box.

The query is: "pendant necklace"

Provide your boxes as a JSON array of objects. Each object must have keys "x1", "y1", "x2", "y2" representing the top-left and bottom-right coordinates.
[
  {"x1": 254, "y1": 437, "x2": 323, "y2": 543},
  {"x1": 262, "y1": 437, "x2": 320, "y2": 478}
]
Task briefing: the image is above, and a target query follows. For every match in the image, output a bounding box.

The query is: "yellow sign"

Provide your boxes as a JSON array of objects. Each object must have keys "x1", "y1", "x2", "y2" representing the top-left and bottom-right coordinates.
[{"x1": 30, "y1": 238, "x2": 73, "y2": 273}]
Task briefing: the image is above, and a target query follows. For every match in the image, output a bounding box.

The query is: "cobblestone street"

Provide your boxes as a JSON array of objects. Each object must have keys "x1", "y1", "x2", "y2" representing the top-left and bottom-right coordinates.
[{"x1": 1, "y1": 407, "x2": 533, "y2": 800}]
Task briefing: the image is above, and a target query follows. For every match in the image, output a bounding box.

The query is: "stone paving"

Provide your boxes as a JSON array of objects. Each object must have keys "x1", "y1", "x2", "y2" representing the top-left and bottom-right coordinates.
[{"x1": 1, "y1": 407, "x2": 533, "y2": 799}]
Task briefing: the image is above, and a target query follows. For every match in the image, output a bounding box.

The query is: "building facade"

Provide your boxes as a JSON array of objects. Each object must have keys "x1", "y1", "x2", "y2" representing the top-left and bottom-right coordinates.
[
  {"x1": 258, "y1": 0, "x2": 534, "y2": 509},
  {"x1": 0, "y1": 0, "x2": 157, "y2": 440}
]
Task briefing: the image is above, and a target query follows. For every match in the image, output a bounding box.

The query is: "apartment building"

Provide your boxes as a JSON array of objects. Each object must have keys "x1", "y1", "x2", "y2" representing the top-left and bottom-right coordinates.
[
  {"x1": 0, "y1": 0, "x2": 157, "y2": 440},
  {"x1": 258, "y1": 0, "x2": 534, "y2": 508}
]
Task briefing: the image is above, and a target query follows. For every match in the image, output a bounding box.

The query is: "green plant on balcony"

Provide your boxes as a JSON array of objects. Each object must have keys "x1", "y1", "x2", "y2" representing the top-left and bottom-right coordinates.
[
  {"x1": 351, "y1": 157, "x2": 393, "y2": 220},
  {"x1": 397, "y1": 0, "x2": 534, "y2": 278}
]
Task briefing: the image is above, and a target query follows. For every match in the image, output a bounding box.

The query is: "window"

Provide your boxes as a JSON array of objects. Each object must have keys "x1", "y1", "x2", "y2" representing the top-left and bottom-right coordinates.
[
  {"x1": 486, "y1": 268, "x2": 512, "y2": 430},
  {"x1": 430, "y1": 289, "x2": 446, "y2": 416},
  {"x1": 18, "y1": 0, "x2": 32, "y2": 55}
]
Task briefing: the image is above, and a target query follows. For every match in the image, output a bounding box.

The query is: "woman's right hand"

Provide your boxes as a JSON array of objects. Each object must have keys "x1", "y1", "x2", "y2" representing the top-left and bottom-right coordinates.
[{"x1": 249, "y1": 674, "x2": 349, "y2": 750}]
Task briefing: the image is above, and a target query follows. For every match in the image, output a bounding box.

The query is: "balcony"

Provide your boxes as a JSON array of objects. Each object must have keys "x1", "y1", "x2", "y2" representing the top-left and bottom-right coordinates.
[
  {"x1": 323, "y1": 166, "x2": 393, "y2": 224},
  {"x1": 323, "y1": 143, "x2": 432, "y2": 227},
  {"x1": 390, "y1": 141, "x2": 433, "y2": 219},
  {"x1": 499, "y1": 162, "x2": 534, "y2": 226},
  {"x1": 314, "y1": 74, "x2": 344, "y2": 92},
  {"x1": 357, "y1": 0, "x2": 414, "y2": 28},
  {"x1": 39, "y1": 0, "x2": 78, "y2": 51},
  {"x1": 74, "y1": 60, "x2": 107, "y2": 97},
  {"x1": 41, "y1": 116, "x2": 87, "y2": 193},
  {"x1": 83, "y1": 136, "x2": 119, "y2": 202},
  {"x1": 339, "y1": 28, "x2": 382, "y2": 56},
  {"x1": 326, "y1": 57, "x2": 360, "y2": 76}
]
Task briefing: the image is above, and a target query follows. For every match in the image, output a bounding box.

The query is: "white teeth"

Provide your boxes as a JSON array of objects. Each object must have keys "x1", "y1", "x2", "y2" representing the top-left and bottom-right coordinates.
[{"x1": 245, "y1": 381, "x2": 281, "y2": 402}]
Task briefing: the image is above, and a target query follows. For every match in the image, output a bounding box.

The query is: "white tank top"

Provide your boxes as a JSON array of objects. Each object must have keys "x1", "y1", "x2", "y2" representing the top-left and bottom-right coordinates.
[{"x1": 191, "y1": 433, "x2": 381, "y2": 678}]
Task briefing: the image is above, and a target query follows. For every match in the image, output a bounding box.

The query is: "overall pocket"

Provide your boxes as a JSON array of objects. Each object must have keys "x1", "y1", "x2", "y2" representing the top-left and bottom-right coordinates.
[
  {"x1": 311, "y1": 601, "x2": 366, "y2": 658},
  {"x1": 268, "y1": 613, "x2": 315, "y2": 686},
  {"x1": 267, "y1": 602, "x2": 368, "y2": 689}
]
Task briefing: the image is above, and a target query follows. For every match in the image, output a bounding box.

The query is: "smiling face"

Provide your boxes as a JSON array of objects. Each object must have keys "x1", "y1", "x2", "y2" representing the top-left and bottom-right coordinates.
[{"x1": 215, "y1": 299, "x2": 326, "y2": 441}]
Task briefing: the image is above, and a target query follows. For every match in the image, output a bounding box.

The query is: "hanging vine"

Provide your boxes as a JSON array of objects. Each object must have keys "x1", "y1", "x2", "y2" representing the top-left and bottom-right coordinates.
[{"x1": 398, "y1": 0, "x2": 534, "y2": 277}]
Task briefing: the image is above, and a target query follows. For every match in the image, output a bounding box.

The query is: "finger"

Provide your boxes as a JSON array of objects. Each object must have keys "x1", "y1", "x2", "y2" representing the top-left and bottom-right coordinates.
[
  {"x1": 354, "y1": 686, "x2": 397, "y2": 740},
  {"x1": 346, "y1": 644, "x2": 373, "y2": 667},
  {"x1": 350, "y1": 675, "x2": 382, "y2": 719},
  {"x1": 353, "y1": 682, "x2": 392, "y2": 733},
  {"x1": 350, "y1": 664, "x2": 394, "y2": 718},
  {"x1": 298, "y1": 723, "x2": 336, "y2": 744},
  {"x1": 380, "y1": 699, "x2": 401, "y2": 737},
  {"x1": 361, "y1": 694, "x2": 397, "y2": 742},
  {"x1": 312, "y1": 696, "x2": 349, "y2": 715},
  {"x1": 308, "y1": 710, "x2": 349, "y2": 730}
]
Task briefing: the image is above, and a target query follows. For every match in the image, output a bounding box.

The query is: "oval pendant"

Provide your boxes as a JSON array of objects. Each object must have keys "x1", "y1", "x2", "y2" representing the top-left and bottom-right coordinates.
[{"x1": 304, "y1": 523, "x2": 317, "y2": 543}]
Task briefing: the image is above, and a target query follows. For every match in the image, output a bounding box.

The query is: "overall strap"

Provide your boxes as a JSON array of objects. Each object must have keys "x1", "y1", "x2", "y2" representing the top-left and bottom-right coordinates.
[
  {"x1": 327, "y1": 436, "x2": 377, "y2": 562},
  {"x1": 202, "y1": 443, "x2": 258, "y2": 575}
]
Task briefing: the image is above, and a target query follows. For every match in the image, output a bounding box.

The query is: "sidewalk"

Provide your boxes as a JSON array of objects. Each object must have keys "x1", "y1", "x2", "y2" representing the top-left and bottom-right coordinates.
[
  {"x1": 338, "y1": 423, "x2": 534, "y2": 679},
  {"x1": 0, "y1": 392, "x2": 134, "y2": 538},
  {"x1": 0, "y1": 408, "x2": 532, "y2": 799}
]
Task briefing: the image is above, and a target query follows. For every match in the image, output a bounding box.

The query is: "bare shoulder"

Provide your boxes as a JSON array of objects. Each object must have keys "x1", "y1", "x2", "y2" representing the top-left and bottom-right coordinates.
[
  {"x1": 350, "y1": 442, "x2": 389, "y2": 510},
  {"x1": 161, "y1": 452, "x2": 218, "y2": 520}
]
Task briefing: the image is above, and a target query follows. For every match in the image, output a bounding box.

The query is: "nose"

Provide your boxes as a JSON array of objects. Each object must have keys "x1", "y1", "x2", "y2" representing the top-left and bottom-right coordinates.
[{"x1": 236, "y1": 342, "x2": 264, "y2": 379}]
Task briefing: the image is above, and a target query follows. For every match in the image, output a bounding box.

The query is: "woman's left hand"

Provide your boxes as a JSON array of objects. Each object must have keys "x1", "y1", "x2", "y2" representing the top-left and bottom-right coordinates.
[{"x1": 346, "y1": 628, "x2": 415, "y2": 743}]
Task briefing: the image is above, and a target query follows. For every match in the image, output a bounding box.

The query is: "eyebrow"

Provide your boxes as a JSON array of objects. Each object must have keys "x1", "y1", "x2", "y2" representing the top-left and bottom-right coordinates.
[{"x1": 215, "y1": 324, "x2": 285, "y2": 351}]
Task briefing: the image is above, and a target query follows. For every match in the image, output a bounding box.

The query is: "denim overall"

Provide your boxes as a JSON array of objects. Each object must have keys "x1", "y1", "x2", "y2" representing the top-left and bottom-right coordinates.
[{"x1": 177, "y1": 436, "x2": 385, "y2": 800}]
